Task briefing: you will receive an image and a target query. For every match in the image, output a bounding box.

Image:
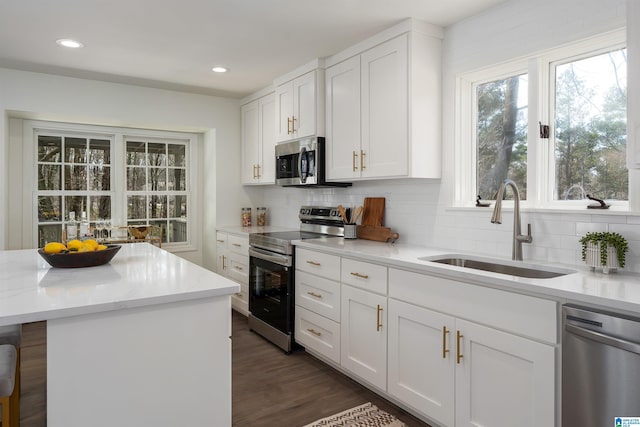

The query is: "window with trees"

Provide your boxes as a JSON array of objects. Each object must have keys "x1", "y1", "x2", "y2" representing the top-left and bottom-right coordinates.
[
  {"x1": 32, "y1": 122, "x2": 196, "y2": 249},
  {"x1": 457, "y1": 31, "x2": 627, "y2": 209}
]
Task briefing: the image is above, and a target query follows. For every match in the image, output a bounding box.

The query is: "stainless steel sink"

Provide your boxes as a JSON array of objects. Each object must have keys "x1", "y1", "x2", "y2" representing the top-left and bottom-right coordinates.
[{"x1": 419, "y1": 256, "x2": 574, "y2": 279}]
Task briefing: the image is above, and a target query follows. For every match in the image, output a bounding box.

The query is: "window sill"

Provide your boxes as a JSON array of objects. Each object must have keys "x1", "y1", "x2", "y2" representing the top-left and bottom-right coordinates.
[{"x1": 447, "y1": 205, "x2": 639, "y2": 217}]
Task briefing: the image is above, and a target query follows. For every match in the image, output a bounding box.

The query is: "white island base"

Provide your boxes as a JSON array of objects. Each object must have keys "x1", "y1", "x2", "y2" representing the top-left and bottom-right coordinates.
[{"x1": 48, "y1": 296, "x2": 231, "y2": 427}]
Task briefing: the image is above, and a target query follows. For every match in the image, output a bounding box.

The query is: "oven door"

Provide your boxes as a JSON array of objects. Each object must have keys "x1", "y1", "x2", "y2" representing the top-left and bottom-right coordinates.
[{"x1": 249, "y1": 248, "x2": 294, "y2": 334}]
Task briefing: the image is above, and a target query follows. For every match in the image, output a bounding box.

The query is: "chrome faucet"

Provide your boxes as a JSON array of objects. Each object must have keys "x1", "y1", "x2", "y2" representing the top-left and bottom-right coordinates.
[{"x1": 490, "y1": 179, "x2": 532, "y2": 261}]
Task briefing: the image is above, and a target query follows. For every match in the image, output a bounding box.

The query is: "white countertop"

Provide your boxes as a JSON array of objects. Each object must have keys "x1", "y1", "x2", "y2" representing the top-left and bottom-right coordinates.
[
  {"x1": 294, "y1": 238, "x2": 640, "y2": 315},
  {"x1": 0, "y1": 243, "x2": 240, "y2": 326},
  {"x1": 217, "y1": 225, "x2": 297, "y2": 236}
]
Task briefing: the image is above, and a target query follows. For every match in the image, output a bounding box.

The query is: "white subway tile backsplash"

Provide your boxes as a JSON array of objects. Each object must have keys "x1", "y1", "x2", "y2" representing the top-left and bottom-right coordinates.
[{"x1": 261, "y1": 180, "x2": 640, "y2": 270}]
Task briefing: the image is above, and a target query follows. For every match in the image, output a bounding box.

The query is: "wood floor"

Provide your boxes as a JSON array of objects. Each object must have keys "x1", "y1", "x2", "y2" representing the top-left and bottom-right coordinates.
[{"x1": 16, "y1": 312, "x2": 432, "y2": 427}]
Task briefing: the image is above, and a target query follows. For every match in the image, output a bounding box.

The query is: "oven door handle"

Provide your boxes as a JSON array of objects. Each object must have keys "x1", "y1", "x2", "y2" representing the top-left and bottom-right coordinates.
[{"x1": 249, "y1": 247, "x2": 292, "y2": 267}]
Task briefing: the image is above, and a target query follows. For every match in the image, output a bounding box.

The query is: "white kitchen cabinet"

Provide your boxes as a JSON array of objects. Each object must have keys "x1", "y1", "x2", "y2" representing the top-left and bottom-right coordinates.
[
  {"x1": 241, "y1": 92, "x2": 275, "y2": 184},
  {"x1": 388, "y1": 268, "x2": 556, "y2": 427},
  {"x1": 275, "y1": 69, "x2": 324, "y2": 142},
  {"x1": 341, "y1": 283, "x2": 387, "y2": 391},
  {"x1": 294, "y1": 248, "x2": 341, "y2": 363},
  {"x1": 325, "y1": 26, "x2": 442, "y2": 181},
  {"x1": 216, "y1": 230, "x2": 250, "y2": 315},
  {"x1": 387, "y1": 299, "x2": 455, "y2": 427},
  {"x1": 454, "y1": 318, "x2": 555, "y2": 427}
]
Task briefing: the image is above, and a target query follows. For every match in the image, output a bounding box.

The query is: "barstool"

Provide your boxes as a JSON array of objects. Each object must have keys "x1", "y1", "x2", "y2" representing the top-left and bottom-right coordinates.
[
  {"x1": 0, "y1": 344, "x2": 17, "y2": 427},
  {"x1": 0, "y1": 325, "x2": 21, "y2": 427}
]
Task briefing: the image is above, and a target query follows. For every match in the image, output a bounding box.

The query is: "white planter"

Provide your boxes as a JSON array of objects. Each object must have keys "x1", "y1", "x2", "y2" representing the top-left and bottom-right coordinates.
[{"x1": 585, "y1": 242, "x2": 620, "y2": 274}]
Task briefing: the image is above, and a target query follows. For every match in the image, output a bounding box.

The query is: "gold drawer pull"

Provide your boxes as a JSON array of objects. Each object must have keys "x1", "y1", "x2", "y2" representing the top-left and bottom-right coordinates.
[
  {"x1": 360, "y1": 149, "x2": 366, "y2": 171},
  {"x1": 232, "y1": 243, "x2": 241, "y2": 247},
  {"x1": 307, "y1": 328, "x2": 321, "y2": 337},
  {"x1": 233, "y1": 266, "x2": 243, "y2": 271},
  {"x1": 442, "y1": 326, "x2": 450, "y2": 359},
  {"x1": 217, "y1": 239, "x2": 225, "y2": 243},
  {"x1": 352, "y1": 151, "x2": 358, "y2": 171},
  {"x1": 350, "y1": 272, "x2": 369, "y2": 279},
  {"x1": 376, "y1": 304, "x2": 383, "y2": 331},
  {"x1": 307, "y1": 291, "x2": 322, "y2": 298},
  {"x1": 306, "y1": 260, "x2": 321, "y2": 266},
  {"x1": 456, "y1": 330, "x2": 464, "y2": 364}
]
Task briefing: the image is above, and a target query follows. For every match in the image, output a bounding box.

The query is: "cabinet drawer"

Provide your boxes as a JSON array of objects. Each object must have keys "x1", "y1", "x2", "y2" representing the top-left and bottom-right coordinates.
[
  {"x1": 216, "y1": 231, "x2": 228, "y2": 247},
  {"x1": 296, "y1": 248, "x2": 340, "y2": 281},
  {"x1": 296, "y1": 270, "x2": 340, "y2": 322},
  {"x1": 295, "y1": 306, "x2": 340, "y2": 364},
  {"x1": 389, "y1": 268, "x2": 557, "y2": 344},
  {"x1": 227, "y1": 252, "x2": 249, "y2": 285},
  {"x1": 227, "y1": 234, "x2": 249, "y2": 255},
  {"x1": 341, "y1": 258, "x2": 387, "y2": 295}
]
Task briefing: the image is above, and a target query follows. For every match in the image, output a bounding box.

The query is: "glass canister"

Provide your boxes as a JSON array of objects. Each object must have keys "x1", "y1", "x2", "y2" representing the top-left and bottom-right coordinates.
[
  {"x1": 256, "y1": 207, "x2": 267, "y2": 226},
  {"x1": 241, "y1": 207, "x2": 252, "y2": 227}
]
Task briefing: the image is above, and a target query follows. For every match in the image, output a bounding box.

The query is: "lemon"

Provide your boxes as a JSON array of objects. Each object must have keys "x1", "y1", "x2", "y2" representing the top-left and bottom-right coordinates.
[
  {"x1": 84, "y1": 239, "x2": 99, "y2": 250},
  {"x1": 73, "y1": 244, "x2": 90, "y2": 253},
  {"x1": 66, "y1": 239, "x2": 84, "y2": 251},
  {"x1": 44, "y1": 242, "x2": 67, "y2": 254},
  {"x1": 97, "y1": 244, "x2": 108, "y2": 251}
]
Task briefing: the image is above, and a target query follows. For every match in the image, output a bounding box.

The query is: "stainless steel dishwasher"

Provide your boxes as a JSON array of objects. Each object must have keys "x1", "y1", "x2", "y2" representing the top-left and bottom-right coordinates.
[{"x1": 563, "y1": 305, "x2": 640, "y2": 427}]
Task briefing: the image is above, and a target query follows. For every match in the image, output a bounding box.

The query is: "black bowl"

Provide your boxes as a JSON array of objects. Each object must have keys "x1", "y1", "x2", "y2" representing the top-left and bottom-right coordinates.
[{"x1": 38, "y1": 245, "x2": 122, "y2": 268}]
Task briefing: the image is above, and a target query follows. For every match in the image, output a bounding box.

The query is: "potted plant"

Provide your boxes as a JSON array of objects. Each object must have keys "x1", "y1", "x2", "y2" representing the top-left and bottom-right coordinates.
[{"x1": 580, "y1": 232, "x2": 629, "y2": 274}]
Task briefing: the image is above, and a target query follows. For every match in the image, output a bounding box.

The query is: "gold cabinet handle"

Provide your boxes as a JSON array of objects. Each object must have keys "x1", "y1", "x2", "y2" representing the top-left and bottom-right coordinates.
[
  {"x1": 232, "y1": 243, "x2": 241, "y2": 247},
  {"x1": 287, "y1": 117, "x2": 293, "y2": 134},
  {"x1": 222, "y1": 255, "x2": 226, "y2": 269},
  {"x1": 376, "y1": 304, "x2": 383, "y2": 331},
  {"x1": 360, "y1": 149, "x2": 366, "y2": 171},
  {"x1": 252, "y1": 164, "x2": 257, "y2": 179},
  {"x1": 307, "y1": 328, "x2": 321, "y2": 337},
  {"x1": 456, "y1": 330, "x2": 464, "y2": 364},
  {"x1": 291, "y1": 115, "x2": 297, "y2": 133},
  {"x1": 443, "y1": 326, "x2": 450, "y2": 359},
  {"x1": 216, "y1": 239, "x2": 225, "y2": 243},
  {"x1": 256, "y1": 164, "x2": 261, "y2": 179},
  {"x1": 306, "y1": 260, "x2": 321, "y2": 266},
  {"x1": 233, "y1": 266, "x2": 244, "y2": 271},
  {"x1": 350, "y1": 272, "x2": 369, "y2": 279},
  {"x1": 352, "y1": 151, "x2": 358, "y2": 171},
  {"x1": 307, "y1": 291, "x2": 322, "y2": 298}
]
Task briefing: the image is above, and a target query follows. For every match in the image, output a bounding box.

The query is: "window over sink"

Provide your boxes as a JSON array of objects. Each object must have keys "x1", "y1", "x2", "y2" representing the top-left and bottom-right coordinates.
[{"x1": 456, "y1": 29, "x2": 628, "y2": 210}]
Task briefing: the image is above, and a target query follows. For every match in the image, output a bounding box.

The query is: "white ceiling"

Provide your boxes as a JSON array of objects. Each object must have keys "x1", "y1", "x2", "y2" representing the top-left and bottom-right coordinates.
[{"x1": 0, "y1": 0, "x2": 508, "y2": 98}]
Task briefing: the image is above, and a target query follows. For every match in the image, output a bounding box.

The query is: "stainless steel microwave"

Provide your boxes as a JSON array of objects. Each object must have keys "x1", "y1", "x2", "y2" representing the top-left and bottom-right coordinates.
[{"x1": 275, "y1": 137, "x2": 351, "y2": 187}]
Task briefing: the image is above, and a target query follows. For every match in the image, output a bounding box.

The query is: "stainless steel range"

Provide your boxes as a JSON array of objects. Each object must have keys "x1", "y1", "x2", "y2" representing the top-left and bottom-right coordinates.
[{"x1": 248, "y1": 206, "x2": 347, "y2": 352}]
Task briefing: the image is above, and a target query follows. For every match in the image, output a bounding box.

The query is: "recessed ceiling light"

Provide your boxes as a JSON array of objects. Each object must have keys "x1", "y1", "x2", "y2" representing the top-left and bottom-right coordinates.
[
  {"x1": 56, "y1": 39, "x2": 84, "y2": 48},
  {"x1": 211, "y1": 66, "x2": 228, "y2": 73}
]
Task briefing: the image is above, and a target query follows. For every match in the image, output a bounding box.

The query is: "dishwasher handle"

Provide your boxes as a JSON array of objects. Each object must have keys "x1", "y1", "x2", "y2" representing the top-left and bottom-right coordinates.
[{"x1": 566, "y1": 323, "x2": 640, "y2": 355}]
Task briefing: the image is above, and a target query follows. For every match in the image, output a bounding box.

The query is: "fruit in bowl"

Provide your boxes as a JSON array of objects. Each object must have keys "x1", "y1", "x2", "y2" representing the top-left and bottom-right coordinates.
[{"x1": 39, "y1": 241, "x2": 121, "y2": 268}]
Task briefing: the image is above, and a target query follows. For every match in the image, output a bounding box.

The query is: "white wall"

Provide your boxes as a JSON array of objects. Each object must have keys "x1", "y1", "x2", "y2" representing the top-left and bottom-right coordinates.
[
  {"x1": 260, "y1": 0, "x2": 640, "y2": 272},
  {"x1": 0, "y1": 67, "x2": 251, "y2": 271}
]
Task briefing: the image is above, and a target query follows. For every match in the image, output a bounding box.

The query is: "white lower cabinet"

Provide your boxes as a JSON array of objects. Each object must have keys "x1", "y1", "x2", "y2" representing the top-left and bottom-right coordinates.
[
  {"x1": 216, "y1": 230, "x2": 250, "y2": 316},
  {"x1": 388, "y1": 268, "x2": 556, "y2": 427},
  {"x1": 341, "y1": 284, "x2": 387, "y2": 391},
  {"x1": 387, "y1": 299, "x2": 455, "y2": 426}
]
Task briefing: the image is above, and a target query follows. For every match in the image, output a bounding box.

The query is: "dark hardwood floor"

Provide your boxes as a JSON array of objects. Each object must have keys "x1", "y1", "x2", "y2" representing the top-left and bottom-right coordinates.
[
  {"x1": 231, "y1": 311, "x2": 431, "y2": 427},
  {"x1": 17, "y1": 312, "x2": 431, "y2": 427}
]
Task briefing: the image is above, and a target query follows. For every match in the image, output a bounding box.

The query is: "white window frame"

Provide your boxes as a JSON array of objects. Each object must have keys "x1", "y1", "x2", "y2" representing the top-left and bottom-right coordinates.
[
  {"x1": 455, "y1": 29, "x2": 628, "y2": 212},
  {"x1": 23, "y1": 120, "x2": 199, "y2": 252}
]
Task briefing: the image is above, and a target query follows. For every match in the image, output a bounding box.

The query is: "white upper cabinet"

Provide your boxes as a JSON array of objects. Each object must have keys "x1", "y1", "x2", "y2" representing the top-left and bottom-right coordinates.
[
  {"x1": 325, "y1": 20, "x2": 443, "y2": 181},
  {"x1": 275, "y1": 67, "x2": 325, "y2": 143},
  {"x1": 241, "y1": 91, "x2": 275, "y2": 185}
]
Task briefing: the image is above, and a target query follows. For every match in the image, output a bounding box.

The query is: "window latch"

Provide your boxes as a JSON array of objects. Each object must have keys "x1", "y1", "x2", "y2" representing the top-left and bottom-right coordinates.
[{"x1": 539, "y1": 122, "x2": 550, "y2": 139}]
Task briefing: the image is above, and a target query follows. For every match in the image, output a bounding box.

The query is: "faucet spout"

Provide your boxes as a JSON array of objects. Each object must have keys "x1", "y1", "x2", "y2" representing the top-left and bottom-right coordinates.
[{"x1": 490, "y1": 179, "x2": 532, "y2": 261}]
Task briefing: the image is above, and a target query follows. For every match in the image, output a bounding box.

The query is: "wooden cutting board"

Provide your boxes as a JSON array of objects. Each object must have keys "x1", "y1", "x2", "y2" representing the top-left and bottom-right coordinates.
[
  {"x1": 356, "y1": 225, "x2": 399, "y2": 243},
  {"x1": 362, "y1": 197, "x2": 385, "y2": 227}
]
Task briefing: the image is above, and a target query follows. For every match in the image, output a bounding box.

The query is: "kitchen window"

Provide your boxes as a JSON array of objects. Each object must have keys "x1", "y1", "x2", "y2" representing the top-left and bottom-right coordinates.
[
  {"x1": 30, "y1": 121, "x2": 197, "y2": 250},
  {"x1": 456, "y1": 30, "x2": 628, "y2": 210}
]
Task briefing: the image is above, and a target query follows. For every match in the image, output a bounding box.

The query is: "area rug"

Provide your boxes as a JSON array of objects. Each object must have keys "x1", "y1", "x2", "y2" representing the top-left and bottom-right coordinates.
[{"x1": 303, "y1": 402, "x2": 407, "y2": 427}]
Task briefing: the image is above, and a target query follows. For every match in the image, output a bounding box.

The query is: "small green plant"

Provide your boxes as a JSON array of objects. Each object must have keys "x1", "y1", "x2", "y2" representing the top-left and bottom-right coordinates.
[{"x1": 580, "y1": 232, "x2": 629, "y2": 268}]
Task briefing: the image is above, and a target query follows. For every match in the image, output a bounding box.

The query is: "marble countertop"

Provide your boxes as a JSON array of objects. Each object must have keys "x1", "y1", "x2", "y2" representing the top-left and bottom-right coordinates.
[
  {"x1": 294, "y1": 237, "x2": 640, "y2": 315},
  {"x1": 0, "y1": 243, "x2": 240, "y2": 326}
]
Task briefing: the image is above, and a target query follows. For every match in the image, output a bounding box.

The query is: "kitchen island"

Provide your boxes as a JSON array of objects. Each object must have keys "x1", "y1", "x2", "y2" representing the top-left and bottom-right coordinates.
[{"x1": 0, "y1": 243, "x2": 239, "y2": 427}]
